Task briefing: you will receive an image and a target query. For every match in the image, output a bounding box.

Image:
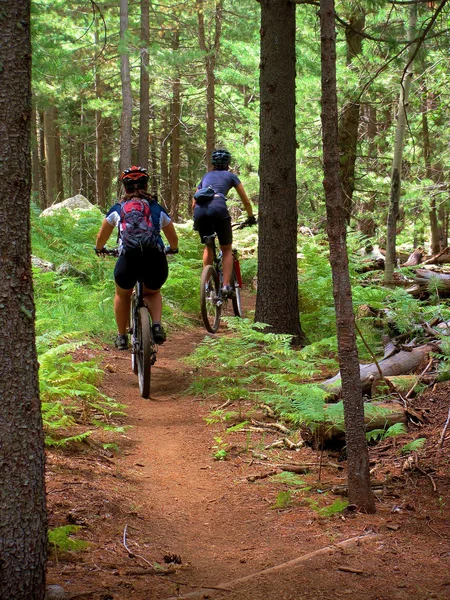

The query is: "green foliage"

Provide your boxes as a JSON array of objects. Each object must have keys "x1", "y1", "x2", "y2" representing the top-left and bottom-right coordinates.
[
  {"x1": 316, "y1": 498, "x2": 349, "y2": 517},
  {"x1": 366, "y1": 422, "x2": 407, "y2": 443},
  {"x1": 271, "y1": 491, "x2": 292, "y2": 510},
  {"x1": 401, "y1": 438, "x2": 426, "y2": 454},
  {"x1": 212, "y1": 436, "x2": 228, "y2": 461},
  {"x1": 270, "y1": 472, "x2": 306, "y2": 487},
  {"x1": 48, "y1": 525, "x2": 90, "y2": 553}
]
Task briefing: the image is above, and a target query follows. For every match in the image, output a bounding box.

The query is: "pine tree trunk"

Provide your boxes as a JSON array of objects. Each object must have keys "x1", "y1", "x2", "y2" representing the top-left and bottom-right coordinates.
[
  {"x1": 94, "y1": 17, "x2": 106, "y2": 207},
  {"x1": 138, "y1": 0, "x2": 150, "y2": 169},
  {"x1": 43, "y1": 105, "x2": 58, "y2": 205},
  {"x1": 54, "y1": 109, "x2": 64, "y2": 199},
  {"x1": 170, "y1": 29, "x2": 181, "y2": 221},
  {"x1": 385, "y1": 4, "x2": 417, "y2": 282},
  {"x1": 38, "y1": 110, "x2": 47, "y2": 207},
  {"x1": 31, "y1": 105, "x2": 40, "y2": 200},
  {"x1": 197, "y1": 0, "x2": 222, "y2": 166},
  {"x1": 255, "y1": 0, "x2": 307, "y2": 346},
  {"x1": 160, "y1": 108, "x2": 170, "y2": 208},
  {"x1": 0, "y1": 2, "x2": 47, "y2": 597},
  {"x1": 319, "y1": 0, "x2": 375, "y2": 513},
  {"x1": 338, "y1": 11, "x2": 365, "y2": 224},
  {"x1": 120, "y1": 0, "x2": 132, "y2": 172}
]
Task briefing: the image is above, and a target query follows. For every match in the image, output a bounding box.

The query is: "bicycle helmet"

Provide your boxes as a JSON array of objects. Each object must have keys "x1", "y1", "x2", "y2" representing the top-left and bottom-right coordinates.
[
  {"x1": 121, "y1": 166, "x2": 149, "y2": 189},
  {"x1": 211, "y1": 149, "x2": 231, "y2": 170}
]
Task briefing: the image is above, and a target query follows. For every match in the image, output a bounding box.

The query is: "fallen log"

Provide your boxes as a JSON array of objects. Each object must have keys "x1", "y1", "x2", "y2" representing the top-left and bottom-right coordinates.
[{"x1": 319, "y1": 344, "x2": 435, "y2": 397}]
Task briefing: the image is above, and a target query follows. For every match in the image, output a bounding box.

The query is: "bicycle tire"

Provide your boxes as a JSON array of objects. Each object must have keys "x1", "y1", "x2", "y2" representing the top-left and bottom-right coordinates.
[
  {"x1": 131, "y1": 301, "x2": 138, "y2": 375},
  {"x1": 137, "y1": 306, "x2": 152, "y2": 398},
  {"x1": 200, "y1": 264, "x2": 221, "y2": 333},
  {"x1": 231, "y1": 280, "x2": 243, "y2": 317}
]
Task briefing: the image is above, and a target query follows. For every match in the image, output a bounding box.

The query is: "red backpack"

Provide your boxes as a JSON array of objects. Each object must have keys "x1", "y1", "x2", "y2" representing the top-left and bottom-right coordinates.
[{"x1": 119, "y1": 198, "x2": 159, "y2": 254}]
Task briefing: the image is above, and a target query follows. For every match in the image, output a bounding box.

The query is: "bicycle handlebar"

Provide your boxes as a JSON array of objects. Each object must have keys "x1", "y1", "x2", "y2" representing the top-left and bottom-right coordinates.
[{"x1": 232, "y1": 217, "x2": 258, "y2": 230}]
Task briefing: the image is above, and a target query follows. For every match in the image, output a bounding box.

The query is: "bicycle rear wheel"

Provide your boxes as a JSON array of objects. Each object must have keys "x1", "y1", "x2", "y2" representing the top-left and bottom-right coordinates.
[
  {"x1": 131, "y1": 301, "x2": 138, "y2": 375},
  {"x1": 200, "y1": 265, "x2": 221, "y2": 333},
  {"x1": 136, "y1": 306, "x2": 152, "y2": 398},
  {"x1": 231, "y1": 279, "x2": 243, "y2": 317}
]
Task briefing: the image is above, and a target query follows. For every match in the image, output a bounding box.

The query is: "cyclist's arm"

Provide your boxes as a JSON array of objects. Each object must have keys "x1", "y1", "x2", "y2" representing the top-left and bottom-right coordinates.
[
  {"x1": 235, "y1": 183, "x2": 254, "y2": 218},
  {"x1": 95, "y1": 219, "x2": 115, "y2": 250},
  {"x1": 162, "y1": 221, "x2": 178, "y2": 252}
]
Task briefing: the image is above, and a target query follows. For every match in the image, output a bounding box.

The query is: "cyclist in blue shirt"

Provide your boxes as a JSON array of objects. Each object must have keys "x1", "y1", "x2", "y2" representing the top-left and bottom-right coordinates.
[
  {"x1": 193, "y1": 149, "x2": 256, "y2": 297},
  {"x1": 95, "y1": 166, "x2": 178, "y2": 350}
]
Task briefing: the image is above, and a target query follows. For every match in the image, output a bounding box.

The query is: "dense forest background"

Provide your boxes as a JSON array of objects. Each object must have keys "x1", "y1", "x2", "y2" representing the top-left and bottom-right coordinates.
[{"x1": 32, "y1": 0, "x2": 450, "y2": 252}]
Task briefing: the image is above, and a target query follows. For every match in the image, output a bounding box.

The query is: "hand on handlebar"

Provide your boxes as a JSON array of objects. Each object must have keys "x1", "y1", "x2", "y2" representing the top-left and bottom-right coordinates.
[
  {"x1": 235, "y1": 216, "x2": 257, "y2": 230},
  {"x1": 95, "y1": 246, "x2": 107, "y2": 256},
  {"x1": 165, "y1": 245, "x2": 179, "y2": 255}
]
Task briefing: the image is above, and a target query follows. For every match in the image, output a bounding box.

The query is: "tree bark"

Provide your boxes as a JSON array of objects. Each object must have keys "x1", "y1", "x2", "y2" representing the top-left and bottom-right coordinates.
[
  {"x1": 197, "y1": 0, "x2": 222, "y2": 166},
  {"x1": 43, "y1": 105, "x2": 59, "y2": 205},
  {"x1": 138, "y1": 0, "x2": 150, "y2": 169},
  {"x1": 319, "y1": 0, "x2": 375, "y2": 512},
  {"x1": 31, "y1": 104, "x2": 40, "y2": 201},
  {"x1": 119, "y1": 0, "x2": 132, "y2": 172},
  {"x1": 160, "y1": 107, "x2": 170, "y2": 208},
  {"x1": 94, "y1": 16, "x2": 106, "y2": 207},
  {"x1": 338, "y1": 11, "x2": 365, "y2": 225},
  {"x1": 0, "y1": 1, "x2": 47, "y2": 597},
  {"x1": 255, "y1": 0, "x2": 307, "y2": 346},
  {"x1": 385, "y1": 4, "x2": 417, "y2": 282}
]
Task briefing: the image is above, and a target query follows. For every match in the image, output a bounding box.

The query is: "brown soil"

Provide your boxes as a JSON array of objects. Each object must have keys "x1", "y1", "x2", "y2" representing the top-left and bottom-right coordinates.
[{"x1": 46, "y1": 328, "x2": 450, "y2": 600}]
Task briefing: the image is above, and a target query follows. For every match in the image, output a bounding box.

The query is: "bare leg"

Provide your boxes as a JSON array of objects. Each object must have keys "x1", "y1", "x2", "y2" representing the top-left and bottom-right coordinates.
[
  {"x1": 221, "y1": 244, "x2": 233, "y2": 287},
  {"x1": 143, "y1": 287, "x2": 163, "y2": 323},
  {"x1": 114, "y1": 285, "x2": 133, "y2": 334},
  {"x1": 203, "y1": 245, "x2": 214, "y2": 267}
]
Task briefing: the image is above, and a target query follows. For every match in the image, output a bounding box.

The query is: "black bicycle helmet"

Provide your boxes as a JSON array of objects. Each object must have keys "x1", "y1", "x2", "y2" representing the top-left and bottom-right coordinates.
[
  {"x1": 120, "y1": 166, "x2": 149, "y2": 189},
  {"x1": 211, "y1": 149, "x2": 231, "y2": 170}
]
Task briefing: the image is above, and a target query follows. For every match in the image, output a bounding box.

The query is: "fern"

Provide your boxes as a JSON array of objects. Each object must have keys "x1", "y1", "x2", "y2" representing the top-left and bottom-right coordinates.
[{"x1": 401, "y1": 438, "x2": 426, "y2": 454}]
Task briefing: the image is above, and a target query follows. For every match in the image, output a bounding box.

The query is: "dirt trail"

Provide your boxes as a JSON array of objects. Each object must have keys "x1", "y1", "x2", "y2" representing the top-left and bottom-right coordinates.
[{"x1": 46, "y1": 329, "x2": 450, "y2": 600}]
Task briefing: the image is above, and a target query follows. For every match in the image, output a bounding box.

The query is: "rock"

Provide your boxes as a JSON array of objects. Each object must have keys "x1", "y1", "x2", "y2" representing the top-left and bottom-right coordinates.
[
  {"x1": 57, "y1": 262, "x2": 89, "y2": 282},
  {"x1": 31, "y1": 256, "x2": 55, "y2": 272},
  {"x1": 40, "y1": 194, "x2": 95, "y2": 217},
  {"x1": 45, "y1": 584, "x2": 66, "y2": 599}
]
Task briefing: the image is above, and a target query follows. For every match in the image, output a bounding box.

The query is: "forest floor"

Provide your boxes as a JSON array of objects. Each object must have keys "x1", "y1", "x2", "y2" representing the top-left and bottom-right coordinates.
[{"x1": 46, "y1": 315, "x2": 450, "y2": 600}]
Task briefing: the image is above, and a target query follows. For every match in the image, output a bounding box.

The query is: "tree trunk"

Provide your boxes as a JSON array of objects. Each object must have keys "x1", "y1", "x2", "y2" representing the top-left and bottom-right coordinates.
[
  {"x1": 138, "y1": 0, "x2": 150, "y2": 169},
  {"x1": 94, "y1": 17, "x2": 106, "y2": 207},
  {"x1": 0, "y1": 1, "x2": 47, "y2": 597},
  {"x1": 160, "y1": 108, "x2": 170, "y2": 208},
  {"x1": 170, "y1": 29, "x2": 181, "y2": 221},
  {"x1": 43, "y1": 104, "x2": 59, "y2": 205},
  {"x1": 31, "y1": 105, "x2": 40, "y2": 201},
  {"x1": 255, "y1": 0, "x2": 307, "y2": 345},
  {"x1": 384, "y1": 5, "x2": 417, "y2": 282},
  {"x1": 197, "y1": 0, "x2": 222, "y2": 166},
  {"x1": 338, "y1": 11, "x2": 365, "y2": 225},
  {"x1": 54, "y1": 110, "x2": 64, "y2": 199},
  {"x1": 319, "y1": 0, "x2": 375, "y2": 513},
  {"x1": 119, "y1": 0, "x2": 132, "y2": 172},
  {"x1": 37, "y1": 110, "x2": 47, "y2": 207}
]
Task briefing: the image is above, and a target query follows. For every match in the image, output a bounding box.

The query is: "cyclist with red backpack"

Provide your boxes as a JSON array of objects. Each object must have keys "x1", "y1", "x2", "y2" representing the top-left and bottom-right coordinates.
[
  {"x1": 192, "y1": 149, "x2": 256, "y2": 297},
  {"x1": 95, "y1": 166, "x2": 178, "y2": 350}
]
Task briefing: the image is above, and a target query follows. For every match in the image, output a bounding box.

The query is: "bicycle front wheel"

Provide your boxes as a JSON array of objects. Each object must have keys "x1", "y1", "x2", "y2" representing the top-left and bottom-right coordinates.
[
  {"x1": 200, "y1": 265, "x2": 221, "y2": 333},
  {"x1": 136, "y1": 306, "x2": 152, "y2": 398}
]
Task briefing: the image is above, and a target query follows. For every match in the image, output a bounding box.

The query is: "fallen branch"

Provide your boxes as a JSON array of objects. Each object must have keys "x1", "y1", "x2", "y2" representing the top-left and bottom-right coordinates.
[
  {"x1": 162, "y1": 533, "x2": 382, "y2": 600},
  {"x1": 438, "y1": 407, "x2": 450, "y2": 450}
]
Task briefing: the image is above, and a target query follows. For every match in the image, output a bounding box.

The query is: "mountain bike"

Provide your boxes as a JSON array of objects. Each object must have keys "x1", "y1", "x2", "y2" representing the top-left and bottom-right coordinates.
[
  {"x1": 98, "y1": 247, "x2": 175, "y2": 399},
  {"x1": 200, "y1": 221, "x2": 253, "y2": 333}
]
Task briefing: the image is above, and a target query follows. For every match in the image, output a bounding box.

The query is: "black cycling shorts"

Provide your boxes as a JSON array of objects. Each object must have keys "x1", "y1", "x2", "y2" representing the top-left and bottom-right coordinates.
[
  {"x1": 193, "y1": 198, "x2": 232, "y2": 246},
  {"x1": 114, "y1": 248, "x2": 168, "y2": 291}
]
